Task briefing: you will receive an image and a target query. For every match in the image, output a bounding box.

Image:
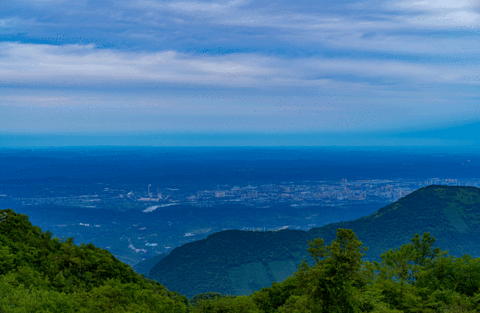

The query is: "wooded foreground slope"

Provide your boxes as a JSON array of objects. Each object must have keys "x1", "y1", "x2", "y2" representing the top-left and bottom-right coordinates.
[
  {"x1": 0, "y1": 209, "x2": 188, "y2": 312},
  {"x1": 148, "y1": 185, "x2": 480, "y2": 298}
]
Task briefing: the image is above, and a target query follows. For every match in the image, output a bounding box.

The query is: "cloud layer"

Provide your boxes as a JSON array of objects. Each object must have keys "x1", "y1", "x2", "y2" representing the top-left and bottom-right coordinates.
[
  {"x1": 1, "y1": 41, "x2": 476, "y2": 88},
  {"x1": 1, "y1": 0, "x2": 480, "y2": 143}
]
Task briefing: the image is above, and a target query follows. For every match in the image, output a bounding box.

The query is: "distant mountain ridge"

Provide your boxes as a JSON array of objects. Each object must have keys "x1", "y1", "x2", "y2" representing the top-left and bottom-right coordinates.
[{"x1": 146, "y1": 185, "x2": 480, "y2": 298}]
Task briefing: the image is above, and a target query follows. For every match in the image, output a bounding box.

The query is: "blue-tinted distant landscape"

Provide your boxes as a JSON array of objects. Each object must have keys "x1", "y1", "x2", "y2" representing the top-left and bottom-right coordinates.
[
  {"x1": 1, "y1": 146, "x2": 479, "y2": 184},
  {"x1": 1, "y1": 147, "x2": 479, "y2": 266}
]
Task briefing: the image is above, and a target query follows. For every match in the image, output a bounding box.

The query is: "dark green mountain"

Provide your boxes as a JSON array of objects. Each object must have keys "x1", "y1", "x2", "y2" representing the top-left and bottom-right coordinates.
[{"x1": 147, "y1": 185, "x2": 480, "y2": 298}]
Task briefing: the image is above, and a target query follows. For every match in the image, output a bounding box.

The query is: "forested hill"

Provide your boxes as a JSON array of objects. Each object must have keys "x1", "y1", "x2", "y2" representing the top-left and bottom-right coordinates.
[
  {"x1": 309, "y1": 185, "x2": 480, "y2": 259},
  {"x1": 148, "y1": 185, "x2": 480, "y2": 298},
  {"x1": 0, "y1": 209, "x2": 188, "y2": 312}
]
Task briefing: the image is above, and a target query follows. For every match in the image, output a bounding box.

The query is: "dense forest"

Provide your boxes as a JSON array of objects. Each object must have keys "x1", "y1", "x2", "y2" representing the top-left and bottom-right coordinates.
[
  {"x1": 2, "y1": 207, "x2": 480, "y2": 312},
  {"x1": 188, "y1": 229, "x2": 480, "y2": 313},
  {"x1": 0, "y1": 209, "x2": 188, "y2": 312}
]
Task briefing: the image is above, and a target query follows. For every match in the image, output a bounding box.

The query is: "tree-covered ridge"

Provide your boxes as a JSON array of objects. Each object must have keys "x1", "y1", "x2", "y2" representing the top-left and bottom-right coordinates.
[
  {"x1": 189, "y1": 229, "x2": 480, "y2": 313},
  {"x1": 149, "y1": 228, "x2": 310, "y2": 296},
  {"x1": 148, "y1": 185, "x2": 480, "y2": 297},
  {"x1": 309, "y1": 185, "x2": 480, "y2": 258},
  {"x1": 0, "y1": 208, "x2": 188, "y2": 312}
]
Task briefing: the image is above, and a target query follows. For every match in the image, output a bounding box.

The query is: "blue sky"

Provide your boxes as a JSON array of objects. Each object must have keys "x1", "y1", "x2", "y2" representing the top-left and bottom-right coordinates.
[{"x1": 1, "y1": 0, "x2": 479, "y2": 146}]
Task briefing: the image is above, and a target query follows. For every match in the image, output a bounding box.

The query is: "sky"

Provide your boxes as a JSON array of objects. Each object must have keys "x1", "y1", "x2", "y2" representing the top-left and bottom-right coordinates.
[{"x1": 1, "y1": 0, "x2": 480, "y2": 146}]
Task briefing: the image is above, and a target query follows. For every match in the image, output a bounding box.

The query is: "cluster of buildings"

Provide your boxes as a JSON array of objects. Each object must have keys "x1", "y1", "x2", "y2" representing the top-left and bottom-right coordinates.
[
  {"x1": 11, "y1": 177, "x2": 480, "y2": 211},
  {"x1": 134, "y1": 178, "x2": 480, "y2": 207}
]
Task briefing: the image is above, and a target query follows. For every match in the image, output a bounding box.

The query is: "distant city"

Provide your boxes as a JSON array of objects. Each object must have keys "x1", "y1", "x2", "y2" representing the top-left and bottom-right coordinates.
[{"x1": 5, "y1": 177, "x2": 479, "y2": 212}]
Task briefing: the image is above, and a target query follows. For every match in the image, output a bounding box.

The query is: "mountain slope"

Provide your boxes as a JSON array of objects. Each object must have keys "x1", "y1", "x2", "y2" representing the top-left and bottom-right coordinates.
[
  {"x1": 0, "y1": 208, "x2": 188, "y2": 312},
  {"x1": 309, "y1": 184, "x2": 480, "y2": 258},
  {"x1": 148, "y1": 185, "x2": 480, "y2": 298}
]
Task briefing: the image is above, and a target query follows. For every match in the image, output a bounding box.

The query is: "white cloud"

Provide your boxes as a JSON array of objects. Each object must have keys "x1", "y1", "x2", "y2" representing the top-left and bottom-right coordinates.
[
  {"x1": 390, "y1": 0, "x2": 480, "y2": 27},
  {"x1": 218, "y1": 9, "x2": 480, "y2": 54},
  {"x1": 131, "y1": 1, "x2": 480, "y2": 55},
  {"x1": 0, "y1": 18, "x2": 20, "y2": 28},
  {"x1": 0, "y1": 42, "x2": 275, "y2": 86},
  {"x1": 136, "y1": 0, "x2": 248, "y2": 14},
  {"x1": 0, "y1": 42, "x2": 477, "y2": 92},
  {"x1": 167, "y1": 0, "x2": 246, "y2": 13},
  {"x1": 408, "y1": 10, "x2": 480, "y2": 27},
  {"x1": 394, "y1": 0, "x2": 474, "y2": 11}
]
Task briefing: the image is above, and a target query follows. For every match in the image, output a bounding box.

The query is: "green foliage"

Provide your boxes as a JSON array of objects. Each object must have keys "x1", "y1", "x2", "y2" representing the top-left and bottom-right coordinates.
[
  {"x1": 363, "y1": 232, "x2": 480, "y2": 313},
  {"x1": 0, "y1": 211, "x2": 8, "y2": 223},
  {"x1": 189, "y1": 295, "x2": 261, "y2": 313},
  {"x1": 0, "y1": 245, "x2": 15, "y2": 274},
  {"x1": 293, "y1": 228, "x2": 367, "y2": 312},
  {"x1": 0, "y1": 208, "x2": 188, "y2": 312},
  {"x1": 0, "y1": 273, "x2": 80, "y2": 313},
  {"x1": 275, "y1": 295, "x2": 311, "y2": 313},
  {"x1": 72, "y1": 278, "x2": 187, "y2": 313},
  {"x1": 251, "y1": 276, "x2": 298, "y2": 313},
  {"x1": 189, "y1": 292, "x2": 230, "y2": 306},
  {"x1": 189, "y1": 228, "x2": 480, "y2": 313}
]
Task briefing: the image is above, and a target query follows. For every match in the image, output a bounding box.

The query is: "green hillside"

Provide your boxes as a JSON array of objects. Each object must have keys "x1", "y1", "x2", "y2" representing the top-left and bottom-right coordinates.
[
  {"x1": 148, "y1": 185, "x2": 480, "y2": 298},
  {"x1": 188, "y1": 228, "x2": 480, "y2": 313},
  {"x1": 0, "y1": 209, "x2": 188, "y2": 312},
  {"x1": 310, "y1": 185, "x2": 480, "y2": 258}
]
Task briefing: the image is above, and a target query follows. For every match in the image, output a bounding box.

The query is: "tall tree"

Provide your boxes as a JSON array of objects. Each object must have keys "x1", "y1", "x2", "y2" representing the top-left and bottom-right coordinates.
[{"x1": 295, "y1": 228, "x2": 368, "y2": 313}]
